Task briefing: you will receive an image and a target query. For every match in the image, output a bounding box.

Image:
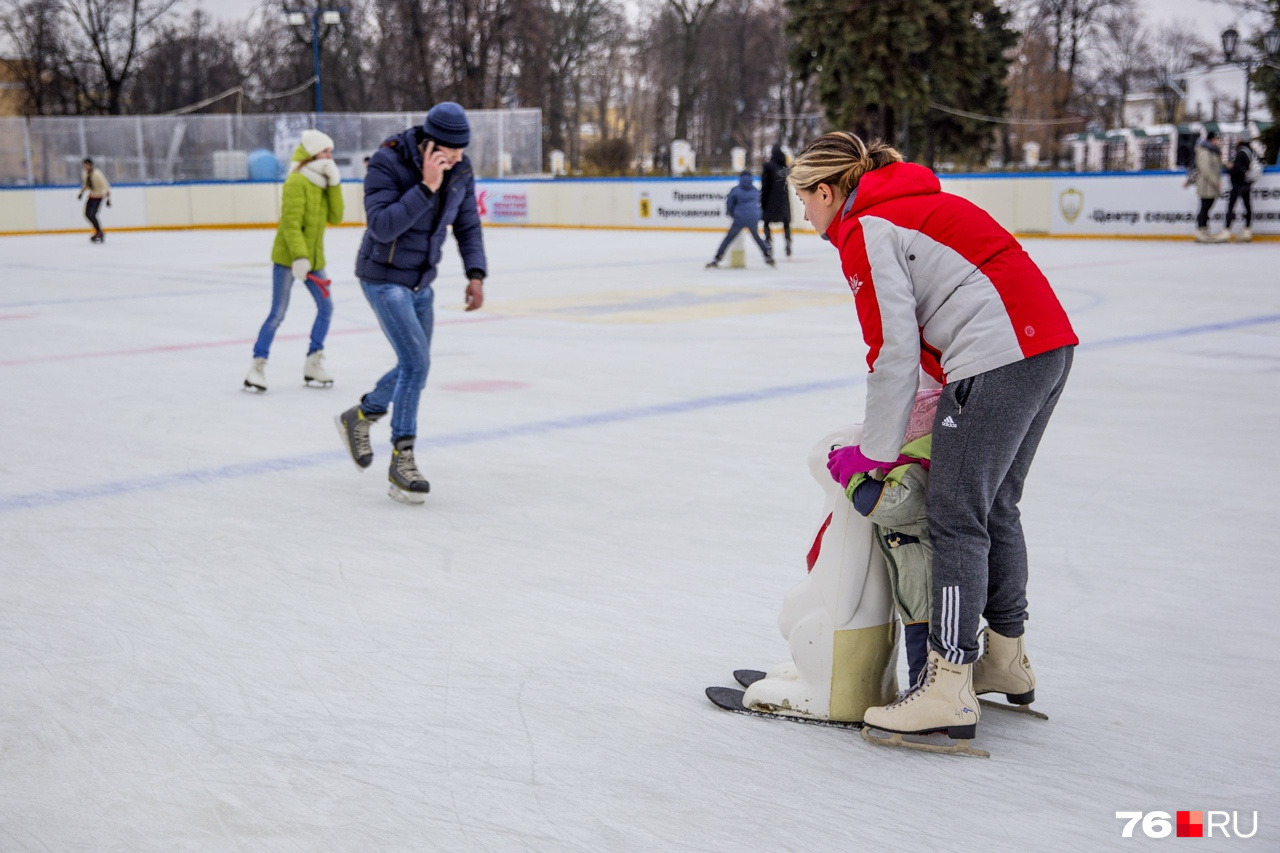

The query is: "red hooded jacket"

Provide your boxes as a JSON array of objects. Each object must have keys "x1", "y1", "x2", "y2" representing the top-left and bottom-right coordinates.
[{"x1": 828, "y1": 162, "x2": 1077, "y2": 463}]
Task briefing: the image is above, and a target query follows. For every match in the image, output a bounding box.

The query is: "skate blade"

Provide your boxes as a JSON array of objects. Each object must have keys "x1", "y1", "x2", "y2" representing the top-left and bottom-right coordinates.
[
  {"x1": 303, "y1": 379, "x2": 334, "y2": 388},
  {"x1": 705, "y1": 687, "x2": 862, "y2": 729},
  {"x1": 242, "y1": 382, "x2": 266, "y2": 393},
  {"x1": 861, "y1": 727, "x2": 989, "y2": 758},
  {"x1": 388, "y1": 484, "x2": 425, "y2": 505},
  {"x1": 979, "y1": 698, "x2": 1048, "y2": 720}
]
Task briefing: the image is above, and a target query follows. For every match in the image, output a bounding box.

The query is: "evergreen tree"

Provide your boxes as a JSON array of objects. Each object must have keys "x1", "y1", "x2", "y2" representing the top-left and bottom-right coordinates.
[
  {"x1": 785, "y1": 0, "x2": 1017, "y2": 167},
  {"x1": 1252, "y1": 1, "x2": 1280, "y2": 163}
]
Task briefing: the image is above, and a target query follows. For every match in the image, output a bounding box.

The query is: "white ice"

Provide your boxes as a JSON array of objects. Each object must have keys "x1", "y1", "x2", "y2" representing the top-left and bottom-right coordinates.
[{"x1": 0, "y1": 225, "x2": 1277, "y2": 852}]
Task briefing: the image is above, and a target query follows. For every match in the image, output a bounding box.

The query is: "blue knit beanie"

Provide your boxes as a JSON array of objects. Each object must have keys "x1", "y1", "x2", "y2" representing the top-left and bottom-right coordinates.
[{"x1": 423, "y1": 102, "x2": 471, "y2": 148}]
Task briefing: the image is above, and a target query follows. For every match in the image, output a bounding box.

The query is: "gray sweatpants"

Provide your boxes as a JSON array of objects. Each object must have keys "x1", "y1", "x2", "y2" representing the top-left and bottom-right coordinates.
[{"x1": 926, "y1": 346, "x2": 1074, "y2": 664}]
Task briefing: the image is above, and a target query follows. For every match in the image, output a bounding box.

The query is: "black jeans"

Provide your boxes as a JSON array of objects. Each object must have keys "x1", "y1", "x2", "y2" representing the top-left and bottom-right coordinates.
[
  {"x1": 1225, "y1": 182, "x2": 1252, "y2": 228},
  {"x1": 84, "y1": 198, "x2": 104, "y2": 236},
  {"x1": 762, "y1": 220, "x2": 791, "y2": 247},
  {"x1": 1196, "y1": 197, "x2": 1215, "y2": 230}
]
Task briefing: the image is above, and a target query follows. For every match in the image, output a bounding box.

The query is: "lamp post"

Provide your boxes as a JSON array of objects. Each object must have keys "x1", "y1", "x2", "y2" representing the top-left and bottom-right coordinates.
[
  {"x1": 285, "y1": 7, "x2": 347, "y2": 116},
  {"x1": 1220, "y1": 26, "x2": 1280, "y2": 130}
]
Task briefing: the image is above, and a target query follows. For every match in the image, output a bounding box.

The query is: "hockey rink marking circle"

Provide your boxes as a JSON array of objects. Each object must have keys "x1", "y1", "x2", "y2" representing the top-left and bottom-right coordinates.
[{"x1": 3, "y1": 311, "x2": 1279, "y2": 513}]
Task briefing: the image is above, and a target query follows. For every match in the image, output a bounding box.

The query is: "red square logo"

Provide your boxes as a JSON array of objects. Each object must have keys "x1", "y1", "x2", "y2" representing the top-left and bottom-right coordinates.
[{"x1": 1177, "y1": 811, "x2": 1204, "y2": 838}]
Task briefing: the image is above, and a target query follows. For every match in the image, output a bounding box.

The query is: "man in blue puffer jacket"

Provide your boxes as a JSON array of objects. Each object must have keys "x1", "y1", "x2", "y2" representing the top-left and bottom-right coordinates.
[
  {"x1": 706, "y1": 171, "x2": 775, "y2": 268},
  {"x1": 336, "y1": 102, "x2": 488, "y2": 504}
]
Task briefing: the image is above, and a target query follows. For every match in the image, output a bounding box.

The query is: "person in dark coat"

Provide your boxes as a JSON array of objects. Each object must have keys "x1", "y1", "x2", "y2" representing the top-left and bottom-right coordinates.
[
  {"x1": 760, "y1": 145, "x2": 792, "y2": 257},
  {"x1": 1225, "y1": 137, "x2": 1256, "y2": 242},
  {"x1": 335, "y1": 102, "x2": 488, "y2": 504},
  {"x1": 706, "y1": 171, "x2": 775, "y2": 268}
]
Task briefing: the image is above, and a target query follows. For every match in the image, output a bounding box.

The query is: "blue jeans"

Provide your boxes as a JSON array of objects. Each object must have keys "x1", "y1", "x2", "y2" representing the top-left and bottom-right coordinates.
[
  {"x1": 252, "y1": 263, "x2": 332, "y2": 359},
  {"x1": 359, "y1": 281, "x2": 434, "y2": 441},
  {"x1": 715, "y1": 219, "x2": 771, "y2": 259}
]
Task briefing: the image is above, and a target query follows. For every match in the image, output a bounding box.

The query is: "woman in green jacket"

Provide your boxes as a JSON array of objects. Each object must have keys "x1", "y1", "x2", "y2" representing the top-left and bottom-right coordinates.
[{"x1": 244, "y1": 129, "x2": 345, "y2": 392}]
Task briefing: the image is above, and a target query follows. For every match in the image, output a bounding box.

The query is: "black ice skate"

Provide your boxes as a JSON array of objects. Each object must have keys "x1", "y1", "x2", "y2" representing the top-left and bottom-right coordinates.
[
  {"x1": 705, "y1": 259, "x2": 721, "y2": 269},
  {"x1": 388, "y1": 437, "x2": 430, "y2": 505},
  {"x1": 334, "y1": 405, "x2": 383, "y2": 469}
]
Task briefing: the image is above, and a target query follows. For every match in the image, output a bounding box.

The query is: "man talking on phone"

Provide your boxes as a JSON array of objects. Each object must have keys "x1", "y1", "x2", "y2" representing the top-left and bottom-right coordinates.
[{"x1": 335, "y1": 102, "x2": 488, "y2": 504}]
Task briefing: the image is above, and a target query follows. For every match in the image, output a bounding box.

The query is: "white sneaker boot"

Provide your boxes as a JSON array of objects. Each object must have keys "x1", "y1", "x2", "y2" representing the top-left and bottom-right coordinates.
[
  {"x1": 973, "y1": 628, "x2": 1044, "y2": 719},
  {"x1": 303, "y1": 350, "x2": 333, "y2": 387},
  {"x1": 861, "y1": 648, "x2": 985, "y2": 756},
  {"x1": 243, "y1": 357, "x2": 267, "y2": 392},
  {"x1": 1240, "y1": 227, "x2": 1253, "y2": 243},
  {"x1": 1210, "y1": 228, "x2": 1231, "y2": 243},
  {"x1": 1195, "y1": 227, "x2": 1211, "y2": 242}
]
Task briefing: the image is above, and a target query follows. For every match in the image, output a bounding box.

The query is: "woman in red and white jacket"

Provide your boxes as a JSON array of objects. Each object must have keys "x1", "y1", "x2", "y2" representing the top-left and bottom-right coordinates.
[{"x1": 788, "y1": 132, "x2": 1077, "y2": 750}]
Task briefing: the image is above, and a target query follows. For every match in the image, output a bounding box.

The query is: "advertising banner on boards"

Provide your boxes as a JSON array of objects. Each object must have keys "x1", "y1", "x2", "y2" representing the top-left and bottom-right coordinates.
[
  {"x1": 635, "y1": 180, "x2": 736, "y2": 228},
  {"x1": 474, "y1": 183, "x2": 531, "y2": 224},
  {"x1": 1049, "y1": 172, "x2": 1280, "y2": 236}
]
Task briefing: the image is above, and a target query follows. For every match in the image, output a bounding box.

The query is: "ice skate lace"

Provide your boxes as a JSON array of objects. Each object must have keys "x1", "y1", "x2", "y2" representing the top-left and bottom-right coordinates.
[
  {"x1": 395, "y1": 448, "x2": 424, "y2": 483},
  {"x1": 351, "y1": 419, "x2": 372, "y2": 458},
  {"x1": 890, "y1": 662, "x2": 936, "y2": 707}
]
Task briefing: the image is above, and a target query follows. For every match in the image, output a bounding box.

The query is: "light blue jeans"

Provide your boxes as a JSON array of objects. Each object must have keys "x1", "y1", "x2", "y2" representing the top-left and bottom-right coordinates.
[
  {"x1": 359, "y1": 281, "x2": 434, "y2": 441},
  {"x1": 252, "y1": 263, "x2": 332, "y2": 359}
]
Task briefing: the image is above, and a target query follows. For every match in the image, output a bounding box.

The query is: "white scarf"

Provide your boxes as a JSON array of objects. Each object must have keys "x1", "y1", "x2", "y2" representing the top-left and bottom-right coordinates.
[{"x1": 296, "y1": 160, "x2": 329, "y2": 188}]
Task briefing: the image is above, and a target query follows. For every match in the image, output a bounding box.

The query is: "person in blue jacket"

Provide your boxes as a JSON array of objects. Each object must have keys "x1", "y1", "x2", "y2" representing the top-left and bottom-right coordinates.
[
  {"x1": 335, "y1": 102, "x2": 487, "y2": 505},
  {"x1": 706, "y1": 171, "x2": 775, "y2": 268}
]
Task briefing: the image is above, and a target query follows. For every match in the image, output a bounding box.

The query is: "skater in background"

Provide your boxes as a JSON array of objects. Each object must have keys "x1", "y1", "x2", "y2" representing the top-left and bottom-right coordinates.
[
  {"x1": 244, "y1": 129, "x2": 344, "y2": 392},
  {"x1": 1225, "y1": 137, "x2": 1259, "y2": 242},
  {"x1": 846, "y1": 388, "x2": 941, "y2": 688},
  {"x1": 706, "y1": 171, "x2": 775, "y2": 268},
  {"x1": 1187, "y1": 130, "x2": 1229, "y2": 243},
  {"x1": 335, "y1": 102, "x2": 486, "y2": 504},
  {"x1": 788, "y1": 131, "x2": 1076, "y2": 751},
  {"x1": 77, "y1": 158, "x2": 110, "y2": 243},
  {"x1": 760, "y1": 145, "x2": 792, "y2": 257}
]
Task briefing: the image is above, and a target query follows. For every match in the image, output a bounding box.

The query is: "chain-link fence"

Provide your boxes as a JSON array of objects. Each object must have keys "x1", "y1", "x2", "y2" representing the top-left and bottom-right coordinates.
[{"x1": 0, "y1": 109, "x2": 542, "y2": 186}]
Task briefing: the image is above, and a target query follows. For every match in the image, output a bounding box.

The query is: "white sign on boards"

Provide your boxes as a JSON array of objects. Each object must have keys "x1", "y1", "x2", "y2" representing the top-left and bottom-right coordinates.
[{"x1": 1049, "y1": 173, "x2": 1280, "y2": 236}]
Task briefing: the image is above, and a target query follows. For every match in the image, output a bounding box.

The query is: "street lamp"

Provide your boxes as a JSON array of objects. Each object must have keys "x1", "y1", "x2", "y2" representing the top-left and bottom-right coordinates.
[
  {"x1": 285, "y1": 7, "x2": 347, "y2": 116},
  {"x1": 1220, "y1": 26, "x2": 1280, "y2": 129}
]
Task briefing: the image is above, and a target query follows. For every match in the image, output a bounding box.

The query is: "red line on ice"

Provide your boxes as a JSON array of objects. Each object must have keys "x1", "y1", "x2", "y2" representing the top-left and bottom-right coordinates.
[{"x1": 0, "y1": 314, "x2": 504, "y2": 367}]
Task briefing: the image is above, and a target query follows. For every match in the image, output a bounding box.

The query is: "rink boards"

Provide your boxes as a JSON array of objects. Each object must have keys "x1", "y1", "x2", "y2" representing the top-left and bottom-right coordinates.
[{"x1": 2, "y1": 170, "x2": 1278, "y2": 238}]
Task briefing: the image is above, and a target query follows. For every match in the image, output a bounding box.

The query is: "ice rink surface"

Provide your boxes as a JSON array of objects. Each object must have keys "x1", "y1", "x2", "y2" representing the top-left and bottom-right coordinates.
[{"x1": 1, "y1": 224, "x2": 1277, "y2": 852}]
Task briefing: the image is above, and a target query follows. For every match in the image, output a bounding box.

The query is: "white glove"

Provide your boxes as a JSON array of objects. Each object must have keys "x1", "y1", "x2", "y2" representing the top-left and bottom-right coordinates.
[
  {"x1": 320, "y1": 159, "x2": 342, "y2": 187},
  {"x1": 292, "y1": 258, "x2": 311, "y2": 282}
]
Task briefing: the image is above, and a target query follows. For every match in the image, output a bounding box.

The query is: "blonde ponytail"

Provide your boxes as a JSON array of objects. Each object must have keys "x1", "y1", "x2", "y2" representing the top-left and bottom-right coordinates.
[{"x1": 786, "y1": 132, "x2": 903, "y2": 195}]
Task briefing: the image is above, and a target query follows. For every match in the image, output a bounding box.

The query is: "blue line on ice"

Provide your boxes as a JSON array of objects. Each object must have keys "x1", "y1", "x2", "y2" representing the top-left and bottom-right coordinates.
[
  {"x1": 0, "y1": 376, "x2": 862, "y2": 512},
  {"x1": 3, "y1": 312, "x2": 1279, "y2": 512}
]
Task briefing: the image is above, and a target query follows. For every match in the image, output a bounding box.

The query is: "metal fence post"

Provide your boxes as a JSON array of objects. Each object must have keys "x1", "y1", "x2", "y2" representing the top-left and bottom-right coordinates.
[
  {"x1": 22, "y1": 118, "x2": 34, "y2": 185},
  {"x1": 78, "y1": 117, "x2": 87, "y2": 159},
  {"x1": 136, "y1": 116, "x2": 148, "y2": 181},
  {"x1": 498, "y1": 110, "x2": 505, "y2": 178}
]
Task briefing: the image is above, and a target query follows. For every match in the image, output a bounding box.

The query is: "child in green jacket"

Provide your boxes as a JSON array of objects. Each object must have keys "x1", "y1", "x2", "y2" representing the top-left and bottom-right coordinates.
[
  {"x1": 244, "y1": 129, "x2": 345, "y2": 392},
  {"x1": 846, "y1": 388, "x2": 939, "y2": 687}
]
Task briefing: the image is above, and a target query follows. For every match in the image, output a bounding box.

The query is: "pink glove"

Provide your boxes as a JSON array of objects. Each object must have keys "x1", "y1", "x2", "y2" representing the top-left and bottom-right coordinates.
[{"x1": 826, "y1": 445, "x2": 897, "y2": 488}]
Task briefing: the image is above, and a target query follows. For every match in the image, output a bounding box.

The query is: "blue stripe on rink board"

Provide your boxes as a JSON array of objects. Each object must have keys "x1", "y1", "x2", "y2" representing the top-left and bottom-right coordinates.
[{"x1": 3, "y1": 311, "x2": 1280, "y2": 513}]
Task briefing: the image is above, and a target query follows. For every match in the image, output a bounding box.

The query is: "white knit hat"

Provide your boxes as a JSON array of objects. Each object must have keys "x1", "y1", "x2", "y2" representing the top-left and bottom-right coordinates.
[{"x1": 300, "y1": 129, "x2": 334, "y2": 156}]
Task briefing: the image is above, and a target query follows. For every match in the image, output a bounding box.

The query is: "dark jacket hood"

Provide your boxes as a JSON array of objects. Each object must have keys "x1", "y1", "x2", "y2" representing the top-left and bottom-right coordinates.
[
  {"x1": 738, "y1": 172, "x2": 755, "y2": 189},
  {"x1": 769, "y1": 145, "x2": 786, "y2": 166}
]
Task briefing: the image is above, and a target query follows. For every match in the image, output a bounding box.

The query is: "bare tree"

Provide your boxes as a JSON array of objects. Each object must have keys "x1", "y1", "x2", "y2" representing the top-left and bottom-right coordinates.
[
  {"x1": 1148, "y1": 20, "x2": 1215, "y2": 123},
  {"x1": 0, "y1": 0, "x2": 76, "y2": 114},
  {"x1": 61, "y1": 0, "x2": 182, "y2": 114}
]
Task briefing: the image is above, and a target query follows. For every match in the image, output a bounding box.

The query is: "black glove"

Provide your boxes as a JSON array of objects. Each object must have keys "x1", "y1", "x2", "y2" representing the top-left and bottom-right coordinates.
[{"x1": 105, "y1": 199, "x2": 111, "y2": 207}]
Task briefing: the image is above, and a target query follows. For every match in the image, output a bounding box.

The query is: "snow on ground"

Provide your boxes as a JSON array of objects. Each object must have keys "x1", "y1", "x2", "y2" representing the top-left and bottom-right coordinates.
[{"x1": 0, "y1": 225, "x2": 1277, "y2": 852}]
